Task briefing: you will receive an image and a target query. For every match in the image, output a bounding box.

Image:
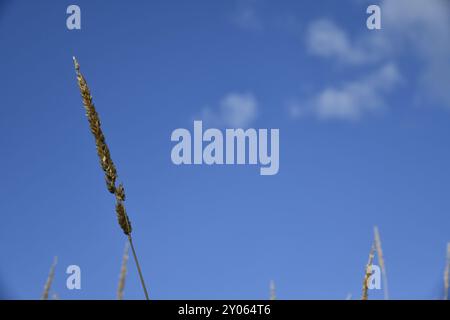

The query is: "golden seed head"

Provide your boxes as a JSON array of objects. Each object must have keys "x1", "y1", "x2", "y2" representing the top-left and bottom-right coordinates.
[
  {"x1": 74, "y1": 57, "x2": 118, "y2": 192},
  {"x1": 116, "y1": 201, "x2": 132, "y2": 235},
  {"x1": 73, "y1": 57, "x2": 148, "y2": 299},
  {"x1": 116, "y1": 183, "x2": 126, "y2": 201},
  {"x1": 74, "y1": 58, "x2": 132, "y2": 235},
  {"x1": 362, "y1": 244, "x2": 375, "y2": 300}
]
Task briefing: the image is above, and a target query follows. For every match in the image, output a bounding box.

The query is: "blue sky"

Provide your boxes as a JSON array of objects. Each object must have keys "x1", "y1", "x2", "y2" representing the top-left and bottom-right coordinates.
[{"x1": 0, "y1": 0, "x2": 449, "y2": 299}]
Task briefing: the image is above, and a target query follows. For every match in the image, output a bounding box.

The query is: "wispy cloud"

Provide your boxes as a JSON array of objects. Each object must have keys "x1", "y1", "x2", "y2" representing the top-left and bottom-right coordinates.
[
  {"x1": 290, "y1": 63, "x2": 401, "y2": 121},
  {"x1": 382, "y1": 0, "x2": 450, "y2": 108},
  {"x1": 306, "y1": 19, "x2": 380, "y2": 65},
  {"x1": 302, "y1": 0, "x2": 450, "y2": 119},
  {"x1": 201, "y1": 92, "x2": 258, "y2": 128}
]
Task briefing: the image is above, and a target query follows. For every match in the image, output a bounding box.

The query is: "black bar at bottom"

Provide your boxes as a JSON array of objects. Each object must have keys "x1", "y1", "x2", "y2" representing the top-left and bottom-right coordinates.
[{"x1": 0, "y1": 300, "x2": 445, "y2": 318}]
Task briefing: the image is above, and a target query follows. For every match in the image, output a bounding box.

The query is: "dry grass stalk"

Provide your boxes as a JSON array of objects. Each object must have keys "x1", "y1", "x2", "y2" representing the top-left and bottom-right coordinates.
[
  {"x1": 444, "y1": 243, "x2": 449, "y2": 300},
  {"x1": 41, "y1": 256, "x2": 57, "y2": 300},
  {"x1": 362, "y1": 244, "x2": 375, "y2": 300},
  {"x1": 374, "y1": 226, "x2": 388, "y2": 300},
  {"x1": 270, "y1": 280, "x2": 276, "y2": 300},
  {"x1": 117, "y1": 242, "x2": 129, "y2": 300},
  {"x1": 73, "y1": 57, "x2": 149, "y2": 300}
]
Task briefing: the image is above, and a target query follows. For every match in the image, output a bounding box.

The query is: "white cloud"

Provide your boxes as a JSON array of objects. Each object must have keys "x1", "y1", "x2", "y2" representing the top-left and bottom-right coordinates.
[
  {"x1": 302, "y1": 0, "x2": 450, "y2": 118},
  {"x1": 382, "y1": 0, "x2": 450, "y2": 107},
  {"x1": 306, "y1": 19, "x2": 370, "y2": 65},
  {"x1": 201, "y1": 92, "x2": 258, "y2": 128},
  {"x1": 292, "y1": 63, "x2": 401, "y2": 121}
]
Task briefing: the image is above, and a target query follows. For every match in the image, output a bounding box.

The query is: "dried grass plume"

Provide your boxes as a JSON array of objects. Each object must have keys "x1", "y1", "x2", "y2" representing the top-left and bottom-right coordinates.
[
  {"x1": 444, "y1": 242, "x2": 449, "y2": 300},
  {"x1": 73, "y1": 57, "x2": 149, "y2": 300},
  {"x1": 362, "y1": 244, "x2": 375, "y2": 300},
  {"x1": 117, "y1": 241, "x2": 129, "y2": 300},
  {"x1": 41, "y1": 256, "x2": 57, "y2": 300},
  {"x1": 270, "y1": 280, "x2": 276, "y2": 300},
  {"x1": 374, "y1": 226, "x2": 388, "y2": 299}
]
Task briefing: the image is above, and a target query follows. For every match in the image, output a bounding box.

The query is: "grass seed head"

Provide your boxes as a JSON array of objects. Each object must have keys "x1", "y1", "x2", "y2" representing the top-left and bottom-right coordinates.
[
  {"x1": 41, "y1": 256, "x2": 57, "y2": 300},
  {"x1": 362, "y1": 244, "x2": 375, "y2": 300}
]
